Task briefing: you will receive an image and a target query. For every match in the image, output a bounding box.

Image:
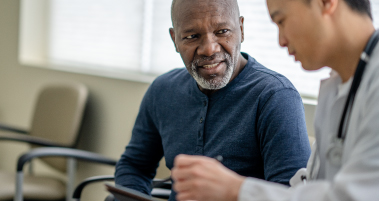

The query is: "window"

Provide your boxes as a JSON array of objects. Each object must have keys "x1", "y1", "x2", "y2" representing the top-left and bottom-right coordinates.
[
  {"x1": 19, "y1": 0, "x2": 379, "y2": 98},
  {"x1": 239, "y1": 0, "x2": 379, "y2": 98}
]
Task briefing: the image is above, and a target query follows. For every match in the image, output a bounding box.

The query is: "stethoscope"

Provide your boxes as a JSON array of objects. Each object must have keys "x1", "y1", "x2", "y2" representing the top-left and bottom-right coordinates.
[
  {"x1": 326, "y1": 30, "x2": 379, "y2": 167},
  {"x1": 326, "y1": 29, "x2": 379, "y2": 167},
  {"x1": 302, "y1": 30, "x2": 379, "y2": 183}
]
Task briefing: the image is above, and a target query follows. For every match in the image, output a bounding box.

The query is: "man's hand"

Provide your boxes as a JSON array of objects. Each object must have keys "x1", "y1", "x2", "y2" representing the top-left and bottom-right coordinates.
[{"x1": 171, "y1": 154, "x2": 245, "y2": 201}]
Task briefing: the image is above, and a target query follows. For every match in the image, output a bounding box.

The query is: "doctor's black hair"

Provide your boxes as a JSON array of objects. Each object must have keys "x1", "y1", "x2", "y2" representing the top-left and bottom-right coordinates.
[{"x1": 305, "y1": 0, "x2": 372, "y2": 20}]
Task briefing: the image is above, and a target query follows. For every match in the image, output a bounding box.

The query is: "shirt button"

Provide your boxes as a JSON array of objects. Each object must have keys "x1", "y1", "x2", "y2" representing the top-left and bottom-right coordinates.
[
  {"x1": 203, "y1": 101, "x2": 207, "y2": 106},
  {"x1": 200, "y1": 117, "x2": 203, "y2": 123}
]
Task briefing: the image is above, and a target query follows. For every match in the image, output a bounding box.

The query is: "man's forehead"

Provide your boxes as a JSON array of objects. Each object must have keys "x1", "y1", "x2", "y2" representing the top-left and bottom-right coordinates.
[
  {"x1": 172, "y1": 0, "x2": 238, "y2": 27},
  {"x1": 174, "y1": 0, "x2": 232, "y2": 10}
]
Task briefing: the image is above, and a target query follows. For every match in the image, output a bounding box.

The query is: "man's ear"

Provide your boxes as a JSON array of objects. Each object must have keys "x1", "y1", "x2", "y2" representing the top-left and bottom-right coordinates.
[
  {"x1": 239, "y1": 16, "x2": 245, "y2": 43},
  {"x1": 320, "y1": 0, "x2": 338, "y2": 16},
  {"x1": 169, "y1": 28, "x2": 179, "y2": 53}
]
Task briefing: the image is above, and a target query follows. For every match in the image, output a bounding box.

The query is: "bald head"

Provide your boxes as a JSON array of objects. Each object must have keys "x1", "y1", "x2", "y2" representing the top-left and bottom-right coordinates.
[{"x1": 171, "y1": 0, "x2": 240, "y2": 28}]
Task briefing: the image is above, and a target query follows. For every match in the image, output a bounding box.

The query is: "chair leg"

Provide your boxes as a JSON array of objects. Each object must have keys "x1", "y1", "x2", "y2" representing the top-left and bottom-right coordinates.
[
  {"x1": 28, "y1": 160, "x2": 34, "y2": 175},
  {"x1": 15, "y1": 171, "x2": 24, "y2": 201},
  {"x1": 66, "y1": 157, "x2": 77, "y2": 201}
]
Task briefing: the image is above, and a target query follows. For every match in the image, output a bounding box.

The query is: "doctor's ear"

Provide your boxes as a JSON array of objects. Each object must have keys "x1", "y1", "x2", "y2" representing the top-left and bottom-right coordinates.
[
  {"x1": 321, "y1": 0, "x2": 338, "y2": 16},
  {"x1": 169, "y1": 28, "x2": 179, "y2": 53}
]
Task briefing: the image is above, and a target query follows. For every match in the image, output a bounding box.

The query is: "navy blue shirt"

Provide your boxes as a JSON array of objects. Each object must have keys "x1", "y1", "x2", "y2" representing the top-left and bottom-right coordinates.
[{"x1": 115, "y1": 53, "x2": 311, "y2": 200}]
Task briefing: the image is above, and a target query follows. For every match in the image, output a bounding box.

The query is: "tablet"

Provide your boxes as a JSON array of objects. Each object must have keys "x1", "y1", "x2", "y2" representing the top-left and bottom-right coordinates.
[{"x1": 105, "y1": 183, "x2": 157, "y2": 201}]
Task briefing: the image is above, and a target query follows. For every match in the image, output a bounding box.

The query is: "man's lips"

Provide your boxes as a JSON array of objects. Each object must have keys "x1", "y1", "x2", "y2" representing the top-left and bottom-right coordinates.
[
  {"x1": 197, "y1": 61, "x2": 225, "y2": 75},
  {"x1": 199, "y1": 61, "x2": 224, "y2": 70},
  {"x1": 197, "y1": 58, "x2": 225, "y2": 67},
  {"x1": 202, "y1": 62, "x2": 220, "y2": 69}
]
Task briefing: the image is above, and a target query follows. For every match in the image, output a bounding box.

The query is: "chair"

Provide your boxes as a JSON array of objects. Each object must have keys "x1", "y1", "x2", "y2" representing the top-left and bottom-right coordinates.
[
  {"x1": 0, "y1": 82, "x2": 88, "y2": 201},
  {"x1": 13, "y1": 147, "x2": 170, "y2": 201},
  {"x1": 14, "y1": 147, "x2": 117, "y2": 201}
]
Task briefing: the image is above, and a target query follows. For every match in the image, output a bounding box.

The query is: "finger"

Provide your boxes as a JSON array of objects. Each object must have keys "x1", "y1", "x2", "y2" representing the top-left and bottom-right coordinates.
[
  {"x1": 172, "y1": 165, "x2": 201, "y2": 181},
  {"x1": 176, "y1": 190, "x2": 198, "y2": 201},
  {"x1": 174, "y1": 172, "x2": 208, "y2": 194},
  {"x1": 171, "y1": 166, "x2": 183, "y2": 181},
  {"x1": 174, "y1": 154, "x2": 216, "y2": 168},
  {"x1": 174, "y1": 154, "x2": 201, "y2": 167},
  {"x1": 173, "y1": 177, "x2": 194, "y2": 192},
  {"x1": 173, "y1": 160, "x2": 222, "y2": 184}
]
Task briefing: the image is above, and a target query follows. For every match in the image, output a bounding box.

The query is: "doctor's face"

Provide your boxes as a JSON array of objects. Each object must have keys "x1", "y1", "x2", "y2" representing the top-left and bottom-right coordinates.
[
  {"x1": 170, "y1": 0, "x2": 244, "y2": 91},
  {"x1": 266, "y1": 0, "x2": 329, "y2": 71}
]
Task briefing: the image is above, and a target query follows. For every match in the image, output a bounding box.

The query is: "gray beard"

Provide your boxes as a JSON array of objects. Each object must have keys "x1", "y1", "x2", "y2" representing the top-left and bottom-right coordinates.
[{"x1": 189, "y1": 53, "x2": 235, "y2": 90}]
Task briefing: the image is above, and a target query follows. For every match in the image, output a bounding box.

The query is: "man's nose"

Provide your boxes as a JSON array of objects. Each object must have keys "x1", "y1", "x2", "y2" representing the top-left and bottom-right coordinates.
[
  {"x1": 278, "y1": 30, "x2": 288, "y2": 47},
  {"x1": 197, "y1": 34, "x2": 221, "y2": 57}
]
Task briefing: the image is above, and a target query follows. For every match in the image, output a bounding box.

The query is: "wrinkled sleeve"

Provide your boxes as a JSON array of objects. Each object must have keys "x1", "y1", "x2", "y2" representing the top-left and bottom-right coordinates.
[
  {"x1": 257, "y1": 88, "x2": 311, "y2": 185},
  {"x1": 115, "y1": 83, "x2": 164, "y2": 195}
]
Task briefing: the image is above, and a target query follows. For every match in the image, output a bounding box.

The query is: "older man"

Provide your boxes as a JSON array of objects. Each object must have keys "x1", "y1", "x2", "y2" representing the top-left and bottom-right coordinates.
[{"x1": 115, "y1": 0, "x2": 310, "y2": 200}]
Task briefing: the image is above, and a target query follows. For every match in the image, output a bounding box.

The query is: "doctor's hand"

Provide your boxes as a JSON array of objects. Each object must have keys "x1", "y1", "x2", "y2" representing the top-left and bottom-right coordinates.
[{"x1": 171, "y1": 154, "x2": 245, "y2": 201}]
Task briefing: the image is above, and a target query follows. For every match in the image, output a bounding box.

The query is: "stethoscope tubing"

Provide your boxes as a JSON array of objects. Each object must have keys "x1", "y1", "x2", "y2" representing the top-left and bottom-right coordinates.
[{"x1": 308, "y1": 29, "x2": 379, "y2": 181}]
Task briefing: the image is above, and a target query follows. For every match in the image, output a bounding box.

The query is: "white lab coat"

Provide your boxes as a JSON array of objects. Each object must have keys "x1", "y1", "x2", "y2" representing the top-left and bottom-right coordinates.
[{"x1": 238, "y1": 44, "x2": 379, "y2": 201}]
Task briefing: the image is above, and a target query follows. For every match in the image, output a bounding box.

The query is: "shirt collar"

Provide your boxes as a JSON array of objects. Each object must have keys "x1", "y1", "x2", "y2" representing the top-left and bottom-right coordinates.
[{"x1": 337, "y1": 76, "x2": 353, "y2": 99}]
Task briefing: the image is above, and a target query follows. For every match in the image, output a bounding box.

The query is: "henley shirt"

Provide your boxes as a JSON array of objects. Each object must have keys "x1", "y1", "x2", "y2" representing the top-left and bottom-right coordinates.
[{"x1": 115, "y1": 52, "x2": 311, "y2": 201}]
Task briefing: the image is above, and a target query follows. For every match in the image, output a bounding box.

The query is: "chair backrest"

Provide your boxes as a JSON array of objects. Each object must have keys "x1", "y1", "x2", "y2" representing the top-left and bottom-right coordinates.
[{"x1": 30, "y1": 82, "x2": 88, "y2": 172}]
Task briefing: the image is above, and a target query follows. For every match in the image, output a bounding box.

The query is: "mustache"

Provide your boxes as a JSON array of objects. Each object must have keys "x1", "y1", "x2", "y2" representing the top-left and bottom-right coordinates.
[{"x1": 191, "y1": 53, "x2": 228, "y2": 67}]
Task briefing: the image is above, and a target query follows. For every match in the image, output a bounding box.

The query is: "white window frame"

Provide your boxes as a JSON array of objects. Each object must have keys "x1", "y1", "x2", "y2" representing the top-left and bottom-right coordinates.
[
  {"x1": 19, "y1": 0, "x2": 379, "y2": 103},
  {"x1": 19, "y1": 0, "x2": 158, "y2": 83}
]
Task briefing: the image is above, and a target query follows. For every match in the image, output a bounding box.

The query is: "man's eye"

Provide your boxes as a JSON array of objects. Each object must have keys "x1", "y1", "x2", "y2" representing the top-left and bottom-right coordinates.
[
  {"x1": 217, "y1": 29, "x2": 229, "y2": 34},
  {"x1": 184, "y1": 35, "x2": 197, "y2": 39}
]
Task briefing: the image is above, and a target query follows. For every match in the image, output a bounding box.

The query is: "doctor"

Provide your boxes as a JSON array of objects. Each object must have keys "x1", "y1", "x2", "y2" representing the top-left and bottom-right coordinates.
[{"x1": 171, "y1": 0, "x2": 379, "y2": 200}]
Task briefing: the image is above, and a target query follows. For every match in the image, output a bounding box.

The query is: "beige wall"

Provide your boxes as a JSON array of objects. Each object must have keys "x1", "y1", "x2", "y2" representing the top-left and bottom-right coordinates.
[
  {"x1": 0, "y1": 0, "x2": 316, "y2": 200},
  {"x1": 0, "y1": 0, "x2": 170, "y2": 200}
]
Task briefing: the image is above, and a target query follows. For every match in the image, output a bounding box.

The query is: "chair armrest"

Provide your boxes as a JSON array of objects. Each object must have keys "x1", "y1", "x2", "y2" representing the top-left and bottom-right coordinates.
[
  {"x1": 151, "y1": 188, "x2": 171, "y2": 199},
  {"x1": 0, "y1": 132, "x2": 68, "y2": 147},
  {"x1": 73, "y1": 175, "x2": 115, "y2": 199},
  {"x1": 151, "y1": 179, "x2": 172, "y2": 199},
  {"x1": 152, "y1": 179, "x2": 172, "y2": 189},
  {"x1": 17, "y1": 147, "x2": 117, "y2": 172},
  {"x1": 0, "y1": 123, "x2": 28, "y2": 134}
]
